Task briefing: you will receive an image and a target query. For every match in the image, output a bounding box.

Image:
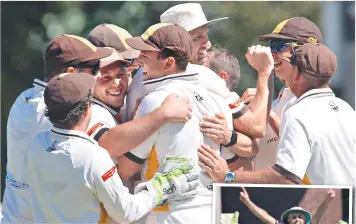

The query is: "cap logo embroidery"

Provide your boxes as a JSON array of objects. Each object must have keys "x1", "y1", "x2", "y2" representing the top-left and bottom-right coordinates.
[
  {"x1": 64, "y1": 34, "x2": 97, "y2": 52},
  {"x1": 308, "y1": 37, "x2": 317, "y2": 43},
  {"x1": 141, "y1": 23, "x2": 172, "y2": 41},
  {"x1": 272, "y1": 18, "x2": 292, "y2": 34}
]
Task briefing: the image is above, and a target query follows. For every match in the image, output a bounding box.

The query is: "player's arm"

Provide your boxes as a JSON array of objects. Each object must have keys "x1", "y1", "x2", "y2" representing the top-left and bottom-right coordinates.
[
  {"x1": 97, "y1": 94, "x2": 191, "y2": 158},
  {"x1": 239, "y1": 187, "x2": 277, "y2": 224},
  {"x1": 91, "y1": 152, "x2": 155, "y2": 223},
  {"x1": 232, "y1": 45, "x2": 275, "y2": 138},
  {"x1": 311, "y1": 190, "x2": 336, "y2": 224}
]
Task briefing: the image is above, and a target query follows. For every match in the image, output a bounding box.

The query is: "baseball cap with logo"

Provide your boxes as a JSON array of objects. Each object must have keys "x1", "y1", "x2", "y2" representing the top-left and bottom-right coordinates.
[
  {"x1": 45, "y1": 34, "x2": 113, "y2": 74},
  {"x1": 281, "y1": 207, "x2": 312, "y2": 224},
  {"x1": 292, "y1": 43, "x2": 337, "y2": 79},
  {"x1": 259, "y1": 17, "x2": 323, "y2": 44},
  {"x1": 44, "y1": 72, "x2": 96, "y2": 119},
  {"x1": 160, "y1": 3, "x2": 228, "y2": 32},
  {"x1": 87, "y1": 24, "x2": 141, "y2": 59},
  {"x1": 125, "y1": 23, "x2": 192, "y2": 59}
]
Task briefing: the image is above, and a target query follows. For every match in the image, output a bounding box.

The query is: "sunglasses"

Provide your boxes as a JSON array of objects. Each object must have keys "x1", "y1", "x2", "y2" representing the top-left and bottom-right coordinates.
[
  {"x1": 125, "y1": 58, "x2": 135, "y2": 66},
  {"x1": 269, "y1": 40, "x2": 298, "y2": 53}
]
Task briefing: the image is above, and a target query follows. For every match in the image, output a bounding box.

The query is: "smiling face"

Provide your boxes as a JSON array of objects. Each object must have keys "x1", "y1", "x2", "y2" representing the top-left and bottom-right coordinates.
[
  {"x1": 94, "y1": 61, "x2": 128, "y2": 110},
  {"x1": 272, "y1": 46, "x2": 299, "y2": 88},
  {"x1": 287, "y1": 213, "x2": 306, "y2": 224},
  {"x1": 189, "y1": 25, "x2": 212, "y2": 65},
  {"x1": 136, "y1": 50, "x2": 167, "y2": 81}
]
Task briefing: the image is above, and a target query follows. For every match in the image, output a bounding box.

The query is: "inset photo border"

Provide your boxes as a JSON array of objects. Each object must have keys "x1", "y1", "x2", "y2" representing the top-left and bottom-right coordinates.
[{"x1": 213, "y1": 184, "x2": 353, "y2": 224}]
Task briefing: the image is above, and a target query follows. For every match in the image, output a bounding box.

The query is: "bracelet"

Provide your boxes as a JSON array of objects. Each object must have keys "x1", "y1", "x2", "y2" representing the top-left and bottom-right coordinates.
[{"x1": 223, "y1": 131, "x2": 238, "y2": 148}]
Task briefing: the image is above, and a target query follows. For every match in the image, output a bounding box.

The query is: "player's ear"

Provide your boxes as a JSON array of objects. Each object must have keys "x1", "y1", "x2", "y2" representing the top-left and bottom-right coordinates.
[
  {"x1": 65, "y1": 67, "x2": 75, "y2": 73},
  {"x1": 165, "y1": 57, "x2": 176, "y2": 71},
  {"x1": 219, "y1": 71, "x2": 228, "y2": 81}
]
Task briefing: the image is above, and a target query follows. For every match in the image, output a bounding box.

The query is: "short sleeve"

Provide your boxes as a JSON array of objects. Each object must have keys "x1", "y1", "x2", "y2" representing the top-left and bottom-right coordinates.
[
  {"x1": 275, "y1": 112, "x2": 312, "y2": 181},
  {"x1": 91, "y1": 147, "x2": 155, "y2": 223}
]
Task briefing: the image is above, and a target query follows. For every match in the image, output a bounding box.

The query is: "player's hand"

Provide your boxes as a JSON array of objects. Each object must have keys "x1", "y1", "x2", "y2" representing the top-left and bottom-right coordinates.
[
  {"x1": 200, "y1": 113, "x2": 232, "y2": 145},
  {"x1": 160, "y1": 94, "x2": 192, "y2": 123},
  {"x1": 239, "y1": 187, "x2": 251, "y2": 205},
  {"x1": 327, "y1": 189, "x2": 336, "y2": 200},
  {"x1": 198, "y1": 144, "x2": 229, "y2": 183},
  {"x1": 239, "y1": 88, "x2": 257, "y2": 104},
  {"x1": 134, "y1": 160, "x2": 200, "y2": 206},
  {"x1": 245, "y1": 45, "x2": 274, "y2": 75}
]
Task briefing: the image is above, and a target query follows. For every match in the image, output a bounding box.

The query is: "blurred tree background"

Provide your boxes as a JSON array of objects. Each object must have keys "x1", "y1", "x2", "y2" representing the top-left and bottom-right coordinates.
[{"x1": 0, "y1": 1, "x2": 321, "y2": 198}]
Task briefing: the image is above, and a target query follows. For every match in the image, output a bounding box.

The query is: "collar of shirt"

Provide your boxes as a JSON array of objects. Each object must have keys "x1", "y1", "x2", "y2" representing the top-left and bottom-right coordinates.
[
  {"x1": 91, "y1": 98, "x2": 118, "y2": 117},
  {"x1": 142, "y1": 70, "x2": 199, "y2": 94},
  {"x1": 295, "y1": 87, "x2": 335, "y2": 104},
  {"x1": 51, "y1": 126, "x2": 97, "y2": 145},
  {"x1": 33, "y1": 78, "x2": 47, "y2": 91}
]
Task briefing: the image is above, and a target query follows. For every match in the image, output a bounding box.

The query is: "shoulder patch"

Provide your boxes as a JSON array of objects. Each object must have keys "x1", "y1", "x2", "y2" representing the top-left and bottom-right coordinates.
[
  {"x1": 101, "y1": 166, "x2": 116, "y2": 182},
  {"x1": 87, "y1": 122, "x2": 104, "y2": 136}
]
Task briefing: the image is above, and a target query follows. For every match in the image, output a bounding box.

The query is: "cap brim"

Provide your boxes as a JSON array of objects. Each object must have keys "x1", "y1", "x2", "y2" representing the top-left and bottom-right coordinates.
[
  {"x1": 187, "y1": 17, "x2": 229, "y2": 31},
  {"x1": 82, "y1": 47, "x2": 113, "y2": 62},
  {"x1": 281, "y1": 209, "x2": 312, "y2": 223},
  {"x1": 126, "y1": 37, "x2": 160, "y2": 52},
  {"x1": 100, "y1": 48, "x2": 131, "y2": 68},
  {"x1": 259, "y1": 33, "x2": 297, "y2": 42},
  {"x1": 120, "y1": 47, "x2": 141, "y2": 59}
]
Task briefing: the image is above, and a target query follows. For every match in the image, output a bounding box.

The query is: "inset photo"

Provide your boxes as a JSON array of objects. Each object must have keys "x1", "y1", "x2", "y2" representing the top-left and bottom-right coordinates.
[{"x1": 213, "y1": 184, "x2": 353, "y2": 224}]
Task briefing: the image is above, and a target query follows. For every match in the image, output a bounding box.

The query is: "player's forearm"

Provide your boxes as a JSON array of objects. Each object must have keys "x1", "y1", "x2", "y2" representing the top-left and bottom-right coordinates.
[
  {"x1": 99, "y1": 107, "x2": 167, "y2": 158},
  {"x1": 234, "y1": 73, "x2": 273, "y2": 137},
  {"x1": 229, "y1": 133, "x2": 259, "y2": 158},
  {"x1": 233, "y1": 167, "x2": 295, "y2": 184},
  {"x1": 268, "y1": 111, "x2": 280, "y2": 136},
  {"x1": 311, "y1": 195, "x2": 333, "y2": 224},
  {"x1": 243, "y1": 200, "x2": 276, "y2": 224}
]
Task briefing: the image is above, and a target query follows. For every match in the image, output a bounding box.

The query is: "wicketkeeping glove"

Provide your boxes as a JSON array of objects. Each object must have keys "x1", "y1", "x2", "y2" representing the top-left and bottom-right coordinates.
[
  {"x1": 134, "y1": 160, "x2": 200, "y2": 206},
  {"x1": 220, "y1": 211, "x2": 239, "y2": 224}
]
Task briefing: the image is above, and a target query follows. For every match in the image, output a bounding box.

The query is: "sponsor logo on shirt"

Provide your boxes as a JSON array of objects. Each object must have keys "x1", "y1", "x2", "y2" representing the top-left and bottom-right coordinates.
[
  {"x1": 267, "y1": 137, "x2": 278, "y2": 144},
  {"x1": 193, "y1": 92, "x2": 203, "y2": 102},
  {"x1": 102, "y1": 166, "x2": 116, "y2": 182},
  {"x1": 46, "y1": 141, "x2": 58, "y2": 152},
  {"x1": 6, "y1": 176, "x2": 29, "y2": 189},
  {"x1": 87, "y1": 122, "x2": 104, "y2": 136}
]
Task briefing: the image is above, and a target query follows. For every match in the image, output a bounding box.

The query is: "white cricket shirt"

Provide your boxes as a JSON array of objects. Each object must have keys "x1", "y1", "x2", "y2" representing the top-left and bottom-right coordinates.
[
  {"x1": 125, "y1": 71, "x2": 237, "y2": 224},
  {"x1": 27, "y1": 127, "x2": 155, "y2": 224},
  {"x1": 275, "y1": 88, "x2": 355, "y2": 185},
  {"x1": 2, "y1": 79, "x2": 51, "y2": 223}
]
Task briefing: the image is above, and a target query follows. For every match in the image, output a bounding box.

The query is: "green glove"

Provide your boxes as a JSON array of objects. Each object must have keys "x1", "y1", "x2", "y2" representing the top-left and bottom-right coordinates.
[
  {"x1": 134, "y1": 160, "x2": 200, "y2": 206},
  {"x1": 220, "y1": 211, "x2": 239, "y2": 224},
  {"x1": 338, "y1": 221, "x2": 348, "y2": 224}
]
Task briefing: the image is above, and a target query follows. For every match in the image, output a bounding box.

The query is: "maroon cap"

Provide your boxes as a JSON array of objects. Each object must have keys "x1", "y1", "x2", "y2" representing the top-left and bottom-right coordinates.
[
  {"x1": 87, "y1": 24, "x2": 140, "y2": 59},
  {"x1": 126, "y1": 23, "x2": 192, "y2": 59},
  {"x1": 44, "y1": 72, "x2": 96, "y2": 119},
  {"x1": 45, "y1": 34, "x2": 113, "y2": 73},
  {"x1": 293, "y1": 43, "x2": 337, "y2": 79},
  {"x1": 259, "y1": 17, "x2": 323, "y2": 44}
]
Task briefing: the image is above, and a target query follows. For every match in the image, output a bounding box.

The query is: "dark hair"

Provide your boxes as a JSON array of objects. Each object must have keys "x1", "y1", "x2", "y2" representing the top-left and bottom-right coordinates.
[
  {"x1": 44, "y1": 60, "x2": 100, "y2": 81},
  {"x1": 205, "y1": 46, "x2": 241, "y2": 91},
  {"x1": 45, "y1": 94, "x2": 92, "y2": 129},
  {"x1": 158, "y1": 48, "x2": 190, "y2": 71}
]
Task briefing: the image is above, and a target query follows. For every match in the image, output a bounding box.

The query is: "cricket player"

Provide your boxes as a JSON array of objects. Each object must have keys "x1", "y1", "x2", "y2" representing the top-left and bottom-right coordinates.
[
  {"x1": 117, "y1": 23, "x2": 239, "y2": 224},
  {"x1": 254, "y1": 17, "x2": 324, "y2": 170},
  {"x1": 1, "y1": 34, "x2": 112, "y2": 224},
  {"x1": 87, "y1": 23, "x2": 142, "y2": 123},
  {"x1": 198, "y1": 43, "x2": 356, "y2": 185},
  {"x1": 26, "y1": 72, "x2": 200, "y2": 223}
]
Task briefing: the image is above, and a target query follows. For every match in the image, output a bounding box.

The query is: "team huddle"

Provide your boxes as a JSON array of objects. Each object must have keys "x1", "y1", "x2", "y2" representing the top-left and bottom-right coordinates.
[{"x1": 2, "y1": 2, "x2": 355, "y2": 224}]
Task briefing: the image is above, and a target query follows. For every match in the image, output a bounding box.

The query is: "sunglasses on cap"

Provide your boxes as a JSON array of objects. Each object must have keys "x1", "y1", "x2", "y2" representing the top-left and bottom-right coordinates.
[{"x1": 269, "y1": 40, "x2": 298, "y2": 53}]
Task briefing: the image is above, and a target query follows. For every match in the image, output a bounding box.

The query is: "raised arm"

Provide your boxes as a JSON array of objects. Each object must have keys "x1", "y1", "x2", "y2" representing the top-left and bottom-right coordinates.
[
  {"x1": 311, "y1": 189, "x2": 336, "y2": 224},
  {"x1": 240, "y1": 187, "x2": 277, "y2": 224}
]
